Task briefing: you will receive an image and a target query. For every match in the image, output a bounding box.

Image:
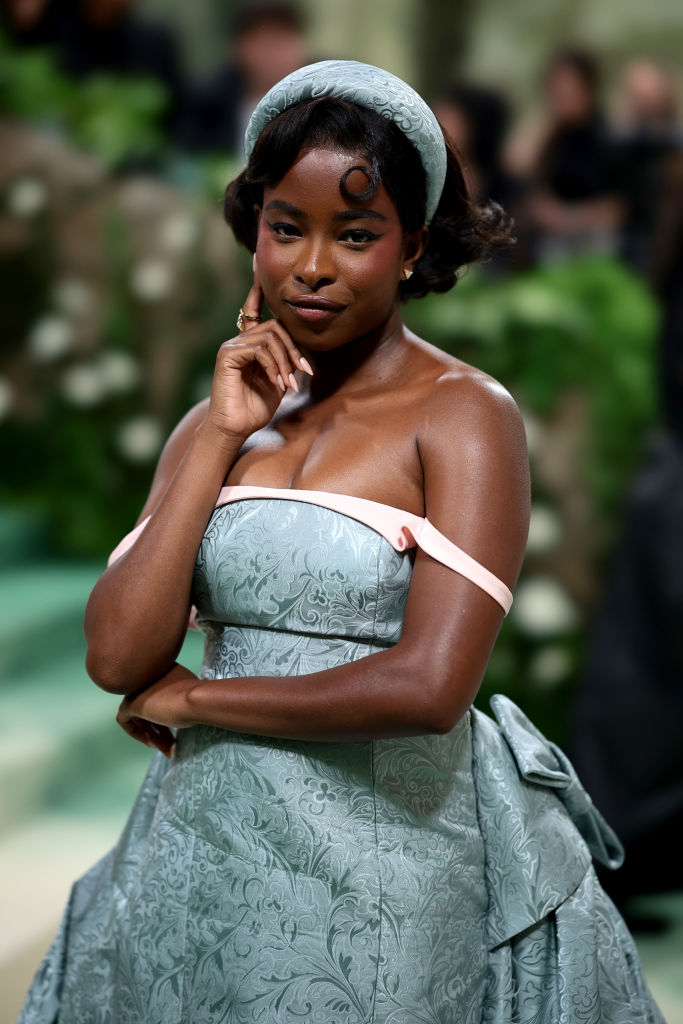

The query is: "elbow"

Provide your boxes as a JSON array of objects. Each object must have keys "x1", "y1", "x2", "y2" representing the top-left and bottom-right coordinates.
[
  {"x1": 85, "y1": 642, "x2": 158, "y2": 695},
  {"x1": 397, "y1": 652, "x2": 471, "y2": 736},
  {"x1": 85, "y1": 647, "x2": 134, "y2": 695},
  {"x1": 420, "y1": 697, "x2": 463, "y2": 736},
  {"x1": 427, "y1": 708, "x2": 463, "y2": 735}
]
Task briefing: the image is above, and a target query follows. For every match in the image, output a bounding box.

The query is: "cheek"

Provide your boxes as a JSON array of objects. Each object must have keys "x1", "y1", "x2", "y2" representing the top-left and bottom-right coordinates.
[
  {"x1": 255, "y1": 233, "x2": 292, "y2": 293},
  {"x1": 349, "y1": 242, "x2": 402, "y2": 294}
]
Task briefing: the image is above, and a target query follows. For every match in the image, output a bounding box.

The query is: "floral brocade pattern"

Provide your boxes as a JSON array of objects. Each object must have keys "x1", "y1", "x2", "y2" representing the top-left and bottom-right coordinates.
[{"x1": 19, "y1": 500, "x2": 663, "y2": 1023}]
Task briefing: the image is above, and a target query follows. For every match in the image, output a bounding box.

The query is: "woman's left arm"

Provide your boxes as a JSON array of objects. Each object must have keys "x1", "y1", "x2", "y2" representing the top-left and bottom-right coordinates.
[{"x1": 118, "y1": 373, "x2": 530, "y2": 751}]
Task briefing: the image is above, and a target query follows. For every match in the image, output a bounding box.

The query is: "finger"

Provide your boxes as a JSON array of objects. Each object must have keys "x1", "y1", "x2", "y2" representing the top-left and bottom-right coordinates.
[
  {"x1": 117, "y1": 713, "x2": 152, "y2": 747},
  {"x1": 129, "y1": 717, "x2": 175, "y2": 758},
  {"x1": 261, "y1": 328, "x2": 301, "y2": 391},
  {"x1": 266, "y1": 318, "x2": 314, "y2": 377},
  {"x1": 252, "y1": 341, "x2": 287, "y2": 392},
  {"x1": 241, "y1": 260, "x2": 264, "y2": 323},
  {"x1": 147, "y1": 722, "x2": 176, "y2": 758}
]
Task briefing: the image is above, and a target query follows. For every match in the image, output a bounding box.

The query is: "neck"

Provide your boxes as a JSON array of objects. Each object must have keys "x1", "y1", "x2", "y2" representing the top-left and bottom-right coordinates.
[{"x1": 301, "y1": 309, "x2": 408, "y2": 401}]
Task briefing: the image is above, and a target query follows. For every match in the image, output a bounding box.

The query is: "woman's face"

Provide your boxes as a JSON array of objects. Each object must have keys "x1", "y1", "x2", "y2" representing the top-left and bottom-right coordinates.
[{"x1": 255, "y1": 147, "x2": 424, "y2": 351}]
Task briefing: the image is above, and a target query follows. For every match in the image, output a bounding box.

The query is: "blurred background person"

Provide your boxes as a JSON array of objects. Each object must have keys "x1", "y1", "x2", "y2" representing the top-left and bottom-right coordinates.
[
  {"x1": 0, "y1": 0, "x2": 57, "y2": 45},
  {"x1": 181, "y1": 1, "x2": 311, "y2": 155},
  {"x1": 433, "y1": 82, "x2": 517, "y2": 208},
  {"x1": 612, "y1": 58, "x2": 682, "y2": 274},
  {"x1": 433, "y1": 82, "x2": 522, "y2": 273},
  {"x1": 568, "y1": 130, "x2": 683, "y2": 925},
  {"x1": 511, "y1": 47, "x2": 624, "y2": 262}
]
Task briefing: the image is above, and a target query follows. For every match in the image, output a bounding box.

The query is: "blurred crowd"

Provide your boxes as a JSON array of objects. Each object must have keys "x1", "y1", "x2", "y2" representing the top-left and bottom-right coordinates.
[
  {"x1": 2, "y1": 1, "x2": 681, "y2": 289},
  {"x1": 2, "y1": 0, "x2": 683, "y2": 920}
]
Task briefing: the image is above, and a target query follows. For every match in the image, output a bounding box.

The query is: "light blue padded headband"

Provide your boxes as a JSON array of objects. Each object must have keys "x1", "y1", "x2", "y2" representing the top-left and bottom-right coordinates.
[{"x1": 244, "y1": 59, "x2": 447, "y2": 224}]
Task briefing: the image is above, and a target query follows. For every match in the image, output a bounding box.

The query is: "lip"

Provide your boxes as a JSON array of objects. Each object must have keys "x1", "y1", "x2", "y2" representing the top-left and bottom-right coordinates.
[{"x1": 285, "y1": 295, "x2": 346, "y2": 322}]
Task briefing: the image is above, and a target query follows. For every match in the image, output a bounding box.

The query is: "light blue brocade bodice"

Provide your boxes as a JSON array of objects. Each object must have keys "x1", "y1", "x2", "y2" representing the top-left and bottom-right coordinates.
[{"x1": 192, "y1": 498, "x2": 413, "y2": 679}]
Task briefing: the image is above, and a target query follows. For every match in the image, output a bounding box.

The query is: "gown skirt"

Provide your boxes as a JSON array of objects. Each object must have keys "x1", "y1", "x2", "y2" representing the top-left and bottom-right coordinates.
[{"x1": 17, "y1": 494, "x2": 665, "y2": 1024}]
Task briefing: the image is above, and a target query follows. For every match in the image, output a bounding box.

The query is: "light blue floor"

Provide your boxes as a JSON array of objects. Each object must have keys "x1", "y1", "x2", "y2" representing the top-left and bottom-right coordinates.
[{"x1": 1, "y1": 552, "x2": 681, "y2": 1023}]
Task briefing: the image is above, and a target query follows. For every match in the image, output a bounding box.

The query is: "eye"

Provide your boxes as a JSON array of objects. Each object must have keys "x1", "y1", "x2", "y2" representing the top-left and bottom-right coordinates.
[
  {"x1": 267, "y1": 221, "x2": 301, "y2": 239},
  {"x1": 341, "y1": 228, "x2": 381, "y2": 246}
]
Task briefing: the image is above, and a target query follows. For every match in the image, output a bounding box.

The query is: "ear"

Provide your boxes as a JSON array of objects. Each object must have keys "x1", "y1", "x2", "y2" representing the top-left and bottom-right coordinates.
[{"x1": 402, "y1": 226, "x2": 429, "y2": 270}]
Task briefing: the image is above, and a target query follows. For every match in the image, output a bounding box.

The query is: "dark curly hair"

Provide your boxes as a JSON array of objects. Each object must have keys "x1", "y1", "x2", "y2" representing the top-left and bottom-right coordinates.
[{"x1": 223, "y1": 97, "x2": 514, "y2": 300}]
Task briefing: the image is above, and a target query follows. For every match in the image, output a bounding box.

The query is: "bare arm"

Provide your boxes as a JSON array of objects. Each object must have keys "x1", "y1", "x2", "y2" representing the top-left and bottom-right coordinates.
[
  {"x1": 84, "y1": 411, "x2": 242, "y2": 694},
  {"x1": 85, "y1": 273, "x2": 312, "y2": 695},
  {"x1": 117, "y1": 373, "x2": 530, "y2": 743}
]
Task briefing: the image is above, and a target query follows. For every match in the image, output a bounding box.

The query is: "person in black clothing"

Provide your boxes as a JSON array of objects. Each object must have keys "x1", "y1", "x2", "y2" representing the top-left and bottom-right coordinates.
[
  {"x1": 526, "y1": 47, "x2": 624, "y2": 260},
  {"x1": 433, "y1": 83, "x2": 516, "y2": 208},
  {"x1": 180, "y1": 1, "x2": 311, "y2": 155},
  {"x1": 611, "y1": 59, "x2": 682, "y2": 275},
  {"x1": 569, "y1": 135, "x2": 683, "y2": 923}
]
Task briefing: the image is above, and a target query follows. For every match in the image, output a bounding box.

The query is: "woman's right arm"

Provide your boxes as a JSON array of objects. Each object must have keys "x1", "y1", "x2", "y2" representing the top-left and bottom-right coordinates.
[
  {"x1": 84, "y1": 274, "x2": 311, "y2": 695},
  {"x1": 83, "y1": 407, "x2": 244, "y2": 695}
]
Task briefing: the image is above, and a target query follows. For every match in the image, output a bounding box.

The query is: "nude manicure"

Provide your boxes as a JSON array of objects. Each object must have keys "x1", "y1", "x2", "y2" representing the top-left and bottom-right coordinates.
[
  {"x1": 277, "y1": 374, "x2": 286, "y2": 391},
  {"x1": 288, "y1": 373, "x2": 299, "y2": 392},
  {"x1": 299, "y1": 357, "x2": 314, "y2": 375}
]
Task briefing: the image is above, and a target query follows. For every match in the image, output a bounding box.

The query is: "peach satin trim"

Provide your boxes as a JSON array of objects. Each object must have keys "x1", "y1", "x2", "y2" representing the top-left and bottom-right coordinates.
[{"x1": 107, "y1": 484, "x2": 513, "y2": 615}]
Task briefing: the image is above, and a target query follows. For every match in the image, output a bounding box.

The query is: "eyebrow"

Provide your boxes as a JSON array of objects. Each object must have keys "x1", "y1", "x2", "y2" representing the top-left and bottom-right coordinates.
[{"x1": 264, "y1": 200, "x2": 387, "y2": 223}]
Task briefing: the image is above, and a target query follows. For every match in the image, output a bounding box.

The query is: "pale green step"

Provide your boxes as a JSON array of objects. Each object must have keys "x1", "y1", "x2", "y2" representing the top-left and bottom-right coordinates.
[
  {"x1": 0, "y1": 627, "x2": 204, "y2": 832},
  {"x1": 0, "y1": 563, "x2": 101, "y2": 680},
  {"x1": 0, "y1": 507, "x2": 50, "y2": 570}
]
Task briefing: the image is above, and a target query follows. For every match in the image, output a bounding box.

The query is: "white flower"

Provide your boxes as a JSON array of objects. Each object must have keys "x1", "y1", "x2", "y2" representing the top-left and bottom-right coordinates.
[
  {"x1": 116, "y1": 416, "x2": 163, "y2": 462},
  {"x1": 526, "y1": 505, "x2": 562, "y2": 555},
  {"x1": 97, "y1": 351, "x2": 140, "y2": 393},
  {"x1": 512, "y1": 577, "x2": 578, "y2": 637},
  {"x1": 529, "y1": 645, "x2": 572, "y2": 689},
  {"x1": 0, "y1": 377, "x2": 12, "y2": 418},
  {"x1": 60, "y1": 363, "x2": 106, "y2": 407},
  {"x1": 28, "y1": 316, "x2": 75, "y2": 361},
  {"x1": 7, "y1": 177, "x2": 47, "y2": 217},
  {"x1": 160, "y1": 212, "x2": 198, "y2": 252},
  {"x1": 52, "y1": 278, "x2": 94, "y2": 317},
  {"x1": 130, "y1": 260, "x2": 173, "y2": 301}
]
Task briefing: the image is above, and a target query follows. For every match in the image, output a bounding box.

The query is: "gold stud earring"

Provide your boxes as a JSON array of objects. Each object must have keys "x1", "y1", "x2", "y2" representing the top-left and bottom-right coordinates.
[{"x1": 402, "y1": 267, "x2": 414, "y2": 281}]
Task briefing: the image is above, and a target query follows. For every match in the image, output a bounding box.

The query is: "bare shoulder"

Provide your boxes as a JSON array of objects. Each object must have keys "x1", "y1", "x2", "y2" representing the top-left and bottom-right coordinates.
[
  {"x1": 409, "y1": 339, "x2": 530, "y2": 583},
  {"x1": 409, "y1": 335, "x2": 525, "y2": 450},
  {"x1": 135, "y1": 398, "x2": 210, "y2": 524}
]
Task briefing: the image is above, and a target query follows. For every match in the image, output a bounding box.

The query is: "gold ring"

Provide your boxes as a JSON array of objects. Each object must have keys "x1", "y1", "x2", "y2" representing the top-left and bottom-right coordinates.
[{"x1": 236, "y1": 308, "x2": 261, "y2": 332}]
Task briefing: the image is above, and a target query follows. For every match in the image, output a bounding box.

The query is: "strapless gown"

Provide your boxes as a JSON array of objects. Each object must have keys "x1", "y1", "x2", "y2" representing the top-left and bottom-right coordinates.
[{"x1": 18, "y1": 490, "x2": 663, "y2": 1024}]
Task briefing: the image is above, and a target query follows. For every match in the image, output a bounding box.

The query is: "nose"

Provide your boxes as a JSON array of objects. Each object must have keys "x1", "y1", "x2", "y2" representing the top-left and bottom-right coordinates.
[{"x1": 294, "y1": 235, "x2": 335, "y2": 291}]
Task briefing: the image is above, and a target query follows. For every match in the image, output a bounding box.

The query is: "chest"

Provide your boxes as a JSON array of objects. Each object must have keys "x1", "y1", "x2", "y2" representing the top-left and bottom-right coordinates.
[{"x1": 226, "y1": 395, "x2": 424, "y2": 513}]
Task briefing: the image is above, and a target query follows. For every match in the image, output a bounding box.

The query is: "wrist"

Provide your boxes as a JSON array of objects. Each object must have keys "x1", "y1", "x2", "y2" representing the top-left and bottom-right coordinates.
[{"x1": 194, "y1": 418, "x2": 248, "y2": 457}]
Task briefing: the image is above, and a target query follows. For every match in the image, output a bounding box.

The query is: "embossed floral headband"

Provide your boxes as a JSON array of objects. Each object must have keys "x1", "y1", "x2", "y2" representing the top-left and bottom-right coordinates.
[{"x1": 244, "y1": 59, "x2": 448, "y2": 224}]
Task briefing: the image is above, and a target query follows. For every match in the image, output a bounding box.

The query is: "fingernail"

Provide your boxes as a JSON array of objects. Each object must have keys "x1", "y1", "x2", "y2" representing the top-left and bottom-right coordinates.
[
  {"x1": 288, "y1": 373, "x2": 299, "y2": 392},
  {"x1": 277, "y1": 373, "x2": 286, "y2": 391},
  {"x1": 299, "y1": 357, "x2": 314, "y2": 375}
]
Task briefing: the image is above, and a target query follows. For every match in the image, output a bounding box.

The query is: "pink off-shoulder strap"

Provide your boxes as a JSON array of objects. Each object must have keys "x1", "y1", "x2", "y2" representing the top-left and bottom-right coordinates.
[
  {"x1": 107, "y1": 485, "x2": 513, "y2": 615},
  {"x1": 410, "y1": 518, "x2": 513, "y2": 615}
]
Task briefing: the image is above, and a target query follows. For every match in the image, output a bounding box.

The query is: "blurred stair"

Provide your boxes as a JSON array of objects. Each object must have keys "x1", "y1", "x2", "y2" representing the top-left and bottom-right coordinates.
[{"x1": 0, "y1": 550, "x2": 203, "y2": 1022}]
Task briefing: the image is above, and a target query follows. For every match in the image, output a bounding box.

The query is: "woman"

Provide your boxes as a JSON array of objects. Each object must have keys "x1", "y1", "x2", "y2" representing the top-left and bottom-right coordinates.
[{"x1": 19, "y1": 61, "x2": 662, "y2": 1024}]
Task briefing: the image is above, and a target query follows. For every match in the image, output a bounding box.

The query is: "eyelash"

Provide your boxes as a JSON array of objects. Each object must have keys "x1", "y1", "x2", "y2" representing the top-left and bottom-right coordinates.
[{"x1": 266, "y1": 222, "x2": 381, "y2": 246}]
